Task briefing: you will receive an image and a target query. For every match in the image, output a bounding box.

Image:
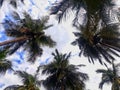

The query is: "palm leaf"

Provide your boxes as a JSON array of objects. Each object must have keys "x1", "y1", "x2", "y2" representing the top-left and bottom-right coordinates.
[
  {"x1": 4, "y1": 85, "x2": 25, "y2": 90},
  {"x1": 50, "y1": 0, "x2": 115, "y2": 26},
  {"x1": 99, "y1": 77, "x2": 111, "y2": 89},
  {"x1": 96, "y1": 69, "x2": 108, "y2": 73},
  {"x1": 15, "y1": 71, "x2": 35, "y2": 84},
  {"x1": 72, "y1": 21, "x2": 120, "y2": 64},
  {"x1": 97, "y1": 62, "x2": 120, "y2": 89},
  {"x1": 0, "y1": 0, "x2": 4, "y2": 7},
  {"x1": 0, "y1": 49, "x2": 12, "y2": 74},
  {"x1": 2, "y1": 12, "x2": 56, "y2": 62},
  {"x1": 0, "y1": 60, "x2": 12, "y2": 74},
  {"x1": 41, "y1": 49, "x2": 89, "y2": 90}
]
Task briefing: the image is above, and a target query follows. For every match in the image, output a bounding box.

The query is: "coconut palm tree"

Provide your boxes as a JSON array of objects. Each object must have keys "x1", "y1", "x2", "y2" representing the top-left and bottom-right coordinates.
[
  {"x1": 0, "y1": 0, "x2": 24, "y2": 8},
  {"x1": 0, "y1": 48, "x2": 12, "y2": 74},
  {"x1": 4, "y1": 70, "x2": 41, "y2": 90},
  {"x1": 0, "y1": 12, "x2": 56, "y2": 62},
  {"x1": 50, "y1": 0, "x2": 120, "y2": 64},
  {"x1": 40, "y1": 49, "x2": 89, "y2": 90},
  {"x1": 96, "y1": 62, "x2": 120, "y2": 90},
  {"x1": 50, "y1": 0, "x2": 117, "y2": 25},
  {"x1": 71, "y1": 23, "x2": 120, "y2": 64}
]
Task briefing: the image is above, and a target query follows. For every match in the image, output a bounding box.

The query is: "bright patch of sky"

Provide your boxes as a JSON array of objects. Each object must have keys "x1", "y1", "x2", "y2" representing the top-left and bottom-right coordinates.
[{"x1": 0, "y1": 0, "x2": 120, "y2": 90}]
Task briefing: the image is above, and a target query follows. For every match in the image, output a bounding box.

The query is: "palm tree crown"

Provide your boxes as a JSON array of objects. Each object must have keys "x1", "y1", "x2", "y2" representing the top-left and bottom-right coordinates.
[
  {"x1": 4, "y1": 70, "x2": 41, "y2": 90},
  {"x1": 50, "y1": 0, "x2": 120, "y2": 65},
  {"x1": 41, "y1": 49, "x2": 89, "y2": 90},
  {"x1": 96, "y1": 62, "x2": 120, "y2": 90},
  {"x1": 0, "y1": 48, "x2": 12, "y2": 74},
  {"x1": 1, "y1": 12, "x2": 56, "y2": 62},
  {"x1": 71, "y1": 23, "x2": 120, "y2": 64},
  {"x1": 50, "y1": 0, "x2": 116, "y2": 25}
]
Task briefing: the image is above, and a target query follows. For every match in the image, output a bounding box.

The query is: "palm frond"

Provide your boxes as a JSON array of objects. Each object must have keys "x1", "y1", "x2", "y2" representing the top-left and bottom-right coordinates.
[
  {"x1": 97, "y1": 62, "x2": 120, "y2": 89},
  {"x1": 50, "y1": 0, "x2": 116, "y2": 27},
  {"x1": 0, "y1": 49, "x2": 12, "y2": 74},
  {"x1": 8, "y1": 41, "x2": 26, "y2": 55},
  {"x1": 0, "y1": 49, "x2": 7, "y2": 60},
  {"x1": 51, "y1": 0, "x2": 84, "y2": 23},
  {"x1": 15, "y1": 71, "x2": 36, "y2": 86},
  {"x1": 0, "y1": 0, "x2": 4, "y2": 7},
  {"x1": 2, "y1": 12, "x2": 56, "y2": 62},
  {"x1": 41, "y1": 49, "x2": 88, "y2": 90},
  {"x1": 10, "y1": 0, "x2": 24, "y2": 8},
  {"x1": 108, "y1": 49, "x2": 120, "y2": 57},
  {"x1": 0, "y1": 60, "x2": 12, "y2": 74},
  {"x1": 4, "y1": 85, "x2": 24, "y2": 90},
  {"x1": 72, "y1": 20, "x2": 120, "y2": 64},
  {"x1": 38, "y1": 35, "x2": 56, "y2": 47},
  {"x1": 96, "y1": 69, "x2": 108, "y2": 73},
  {"x1": 99, "y1": 78, "x2": 111, "y2": 89},
  {"x1": 5, "y1": 70, "x2": 41, "y2": 90},
  {"x1": 25, "y1": 40, "x2": 43, "y2": 62},
  {"x1": 10, "y1": 0, "x2": 17, "y2": 8}
]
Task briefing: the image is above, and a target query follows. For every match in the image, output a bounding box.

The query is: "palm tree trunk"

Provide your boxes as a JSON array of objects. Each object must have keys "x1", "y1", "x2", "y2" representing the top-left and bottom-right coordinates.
[
  {"x1": 112, "y1": 83, "x2": 114, "y2": 90},
  {"x1": 0, "y1": 36, "x2": 29, "y2": 46},
  {"x1": 61, "y1": 85, "x2": 64, "y2": 90},
  {"x1": 112, "y1": 82, "x2": 120, "y2": 90}
]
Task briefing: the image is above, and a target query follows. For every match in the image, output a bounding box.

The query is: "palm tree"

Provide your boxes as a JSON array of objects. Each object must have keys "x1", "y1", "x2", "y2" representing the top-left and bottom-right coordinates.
[
  {"x1": 0, "y1": 48, "x2": 12, "y2": 74},
  {"x1": 50, "y1": 0, "x2": 120, "y2": 64},
  {"x1": 4, "y1": 70, "x2": 41, "y2": 90},
  {"x1": 0, "y1": 0, "x2": 24, "y2": 8},
  {"x1": 40, "y1": 49, "x2": 89, "y2": 90},
  {"x1": 50, "y1": 0, "x2": 116, "y2": 25},
  {"x1": 71, "y1": 23, "x2": 120, "y2": 64},
  {"x1": 96, "y1": 62, "x2": 120, "y2": 90},
  {"x1": 1, "y1": 12, "x2": 56, "y2": 62}
]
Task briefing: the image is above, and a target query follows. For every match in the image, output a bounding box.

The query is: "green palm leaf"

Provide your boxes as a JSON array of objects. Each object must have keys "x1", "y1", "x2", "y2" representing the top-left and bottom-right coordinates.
[
  {"x1": 72, "y1": 22, "x2": 120, "y2": 64},
  {"x1": 96, "y1": 62, "x2": 120, "y2": 89},
  {"x1": 50, "y1": 0, "x2": 115, "y2": 25},
  {"x1": 0, "y1": 49, "x2": 12, "y2": 74},
  {"x1": 1, "y1": 12, "x2": 56, "y2": 62},
  {"x1": 41, "y1": 49, "x2": 88, "y2": 90},
  {"x1": 4, "y1": 70, "x2": 41, "y2": 90}
]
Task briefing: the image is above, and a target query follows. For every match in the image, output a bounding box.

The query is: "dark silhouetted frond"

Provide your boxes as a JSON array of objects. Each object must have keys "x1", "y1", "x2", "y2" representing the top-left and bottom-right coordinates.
[
  {"x1": 1, "y1": 12, "x2": 56, "y2": 63},
  {"x1": 0, "y1": 49, "x2": 12, "y2": 74},
  {"x1": 96, "y1": 62, "x2": 120, "y2": 89},
  {"x1": 72, "y1": 21, "x2": 120, "y2": 64},
  {"x1": 41, "y1": 49, "x2": 88, "y2": 90},
  {"x1": 0, "y1": 0, "x2": 4, "y2": 7}
]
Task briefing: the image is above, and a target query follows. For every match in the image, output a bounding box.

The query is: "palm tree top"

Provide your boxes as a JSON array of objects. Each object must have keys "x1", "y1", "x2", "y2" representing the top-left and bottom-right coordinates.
[
  {"x1": 15, "y1": 71, "x2": 36, "y2": 85},
  {"x1": 71, "y1": 21, "x2": 120, "y2": 65},
  {"x1": 3, "y1": 12, "x2": 53, "y2": 37},
  {"x1": 4, "y1": 70, "x2": 41, "y2": 90},
  {"x1": 50, "y1": 0, "x2": 116, "y2": 25},
  {"x1": 0, "y1": 49, "x2": 12, "y2": 74},
  {"x1": 40, "y1": 49, "x2": 89, "y2": 90},
  {"x1": 1, "y1": 12, "x2": 56, "y2": 62},
  {"x1": 96, "y1": 62, "x2": 120, "y2": 89},
  {"x1": 41, "y1": 49, "x2": 71, "y2": 75}
]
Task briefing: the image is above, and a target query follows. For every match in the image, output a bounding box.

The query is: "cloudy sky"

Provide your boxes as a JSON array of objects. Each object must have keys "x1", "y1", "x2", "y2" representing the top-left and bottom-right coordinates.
[{"x1": 0, "y1": 0, "x2": 120, "y2": 90}]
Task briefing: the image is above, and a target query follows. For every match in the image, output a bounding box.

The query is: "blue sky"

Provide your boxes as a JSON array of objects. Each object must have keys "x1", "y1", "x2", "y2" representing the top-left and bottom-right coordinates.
[{"x1": 0, "y1": 0, "x2": 120, "y2": 90}]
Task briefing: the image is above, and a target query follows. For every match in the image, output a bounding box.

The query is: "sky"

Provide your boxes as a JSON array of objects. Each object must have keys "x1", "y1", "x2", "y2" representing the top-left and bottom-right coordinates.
[{"x1": 0, "y1": 0, "x2": 120, "y2": 90}]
